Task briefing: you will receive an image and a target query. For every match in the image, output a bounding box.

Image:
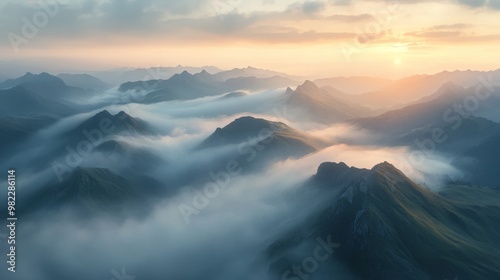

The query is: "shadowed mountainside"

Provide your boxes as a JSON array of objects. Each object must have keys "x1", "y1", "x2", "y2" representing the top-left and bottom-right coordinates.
[
  {"x1": 285, "y1": 81, "x2": 373, "y2": 123},
  {"x1": 268, "y1": 161, "x2": 500, "y2": 280}
]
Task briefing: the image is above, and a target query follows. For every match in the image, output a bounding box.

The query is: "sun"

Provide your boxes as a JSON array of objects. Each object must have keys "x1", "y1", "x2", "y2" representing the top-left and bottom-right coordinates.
[{"x1": 394, "y1": 59, "x2": 402, "y2": 65}]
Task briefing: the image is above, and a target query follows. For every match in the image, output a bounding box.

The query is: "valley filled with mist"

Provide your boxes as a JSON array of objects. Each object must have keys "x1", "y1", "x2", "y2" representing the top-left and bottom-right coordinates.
[{"x1": 1, "y1": 66, "x2": 499, "y2": 280}]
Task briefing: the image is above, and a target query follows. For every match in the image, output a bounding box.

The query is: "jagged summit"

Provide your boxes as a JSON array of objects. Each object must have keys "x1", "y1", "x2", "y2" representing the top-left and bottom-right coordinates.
[
  {"x1": 315, "y1": 162, "x2": 351, "y2": 181},
  {"x1": 271, "y1": 161, "x2": 500, "y2": 279},
  {"x1": 296, "y1": 80, "x2": 318, "y2": 91}
]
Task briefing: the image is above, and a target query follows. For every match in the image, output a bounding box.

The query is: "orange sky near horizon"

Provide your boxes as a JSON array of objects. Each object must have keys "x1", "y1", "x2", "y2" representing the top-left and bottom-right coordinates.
[{"x1": 1, "y1": 0, "x2": 500, "y2": 78}]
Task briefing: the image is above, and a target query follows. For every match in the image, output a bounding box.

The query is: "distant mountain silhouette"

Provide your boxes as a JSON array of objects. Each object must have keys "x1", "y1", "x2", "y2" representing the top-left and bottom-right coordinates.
[
  {"x1": 412, "y1": 81, "x2": 500, "y2": 122},
  {"x1": 0, "y1": 72, "x2": 65, "y2": 90},
  {"x1": 355, "y1": 82, "x2": 470, "y2": 133},
  {"x1": 286, "y1": 80, "x2": 373, "y2": 123},
  {"x1": 213, "y1": 66, "x2": 304, "y2": 81},
  {"x1": 80, "y1": 65, "x2": 221, "y2": 86},
  {"x1": 329, "y1": 69, "x2": 500, "y2": 109},
  {"x1": 354, "y1": 82, "x2": 500, "y2": 152},
  {"x1": 68, "y1": 110, "x2": 152, "y2": 139},
  {"x1": 114, "y1": 65, "x2": 221, "y2": 85},
  {"x1": 0, "y1": 72, "x2": 97, "y2": 117},
  {"x1": 119, "y1": 70, "x2": 226, "y2": 103},
  {"x1": 57, "y1": 73, "x2": 110, "y2": 91},
  {"x1": 119, "y1": 70, "x2": 302, "y2": 103},
  {"x1": 268, "y1": 161, "x2": 500, "y2": 280}
]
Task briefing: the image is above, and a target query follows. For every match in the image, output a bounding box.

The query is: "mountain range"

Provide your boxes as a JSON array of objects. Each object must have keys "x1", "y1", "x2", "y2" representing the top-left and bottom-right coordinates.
[
  {"x1": 285, "y1": 80, "x2": 373, "y2": 123},
  {"x1": 2, "y1": 66, "x2": 499, "y2": 280},
  {"x1": 268, "y1": 161, "x2": 500, "y2": 280},
  {"x1": 0, "y1": 72, "x2": 97, "y2": 118},
  {"x1": 119, "y1": 70, "x2": 298, "y2": 103},
  {"x1": 319, "y1": 69, "x2": 500, "y2": 110},
  {"x1": 354, "y1": 82, "x2": 500, "y2": 150}
]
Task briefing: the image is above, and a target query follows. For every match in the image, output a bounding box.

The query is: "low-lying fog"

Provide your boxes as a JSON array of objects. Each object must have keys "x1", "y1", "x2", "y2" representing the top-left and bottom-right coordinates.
[{"x1": 1, "y1": 87, "x2": 463, "y2": 280}]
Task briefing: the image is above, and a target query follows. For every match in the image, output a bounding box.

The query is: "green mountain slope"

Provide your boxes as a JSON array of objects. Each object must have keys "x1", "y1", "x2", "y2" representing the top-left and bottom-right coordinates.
[{"x1": 268, "y1": 162, "x2": 500, "y2": 280}]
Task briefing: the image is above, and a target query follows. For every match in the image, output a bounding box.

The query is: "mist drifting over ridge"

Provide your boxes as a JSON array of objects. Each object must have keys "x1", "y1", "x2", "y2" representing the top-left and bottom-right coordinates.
[{"x1": 2, "y1": 0, "x2": 500, "y2": 278}]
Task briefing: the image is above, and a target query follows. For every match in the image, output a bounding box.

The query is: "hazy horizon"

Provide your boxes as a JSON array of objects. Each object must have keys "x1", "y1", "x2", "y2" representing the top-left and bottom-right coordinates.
[
  {"x1": 2, "y1": 62, "x2": 500, "y2": 81},
  {"x1": 2, "y1": 0, "x2": 500, "y2": 78},
  {"x1": 1, "y1": 1, "x2": 500, "y2": 280}
]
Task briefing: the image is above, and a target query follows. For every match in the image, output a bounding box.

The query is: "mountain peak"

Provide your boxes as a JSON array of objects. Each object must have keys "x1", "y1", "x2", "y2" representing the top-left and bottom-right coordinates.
[
  {"x1": 93, "y1": 110, "x2": 113, "y2": 118},
  {"x1": 300, "y1": 80, "x2": 318, "y2": 88},
  {"x1": 167, "y1": 70, "x2": 194, "y2": 82},
  {"x1": 315, "y1": 162, "x2": 352, "y2": 181},
  {"x1": 229, "y1": 116, "x2": 287, "y2": 130},
  {"x1": 285, "y1": 87, "x2": 295, "y2": 95},
  {"x1": 313, "y1": 161, "x2": 409, "y2": 192},
  {"x1": 294, "y1": 80, "x2": 322, "y2": 95},
  {"x1": 283, "y1": 160, "x2": 500, "y2": 280},
  {"x1": 0, "y1": 72, "x2": 66, "y2": 89},
  {"x1": 72, "y1": 110, "x2": 151, "y2": 137},
  {"x1": 369, "y1": 161, "x2": 409, "y2": 185},
  {"x1": 199, "y1": 116, "x2": 289, "y2": 148},
  {"x1": 195, "y1": 70, "x2": 212, "y2": 79},
  {"x1": 371, "y1": 161, "x2": 397, "y2": 172},
  {"x1": 428, "y1": 81, "x2": 467, "y2": 102},
  {"x1": 116, "y1": 110, "x2": 130, "y2": 118}
]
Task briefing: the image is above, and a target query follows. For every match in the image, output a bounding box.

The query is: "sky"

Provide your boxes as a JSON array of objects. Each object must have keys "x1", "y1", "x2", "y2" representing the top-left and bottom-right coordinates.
[{"x1": 1, "y1": 0, "x2": 500, "y2": 78}]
